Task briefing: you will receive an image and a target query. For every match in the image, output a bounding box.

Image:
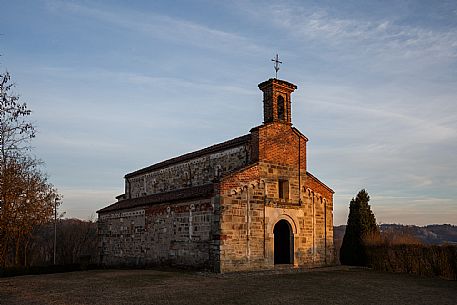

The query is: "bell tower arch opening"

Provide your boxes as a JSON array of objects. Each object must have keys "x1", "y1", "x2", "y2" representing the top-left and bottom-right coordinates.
[
  {"x1": 258, "y1": 78, "x2": 297, "y2": 125},
  {"x1": 273, "y1": 219, "x2": 294, "y2": 264},
  {"x1": 277, "y1": 95, "x2": 285, "y2": 121}
]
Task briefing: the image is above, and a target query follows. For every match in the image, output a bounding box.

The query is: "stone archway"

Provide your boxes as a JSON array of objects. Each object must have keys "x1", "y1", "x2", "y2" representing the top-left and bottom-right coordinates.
[{"x1": 273, "y1": 219, "x2": 294, "y2": 264}]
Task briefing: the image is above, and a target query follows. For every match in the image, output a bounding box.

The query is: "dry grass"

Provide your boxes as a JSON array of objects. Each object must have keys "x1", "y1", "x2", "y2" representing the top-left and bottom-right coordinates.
[{"x1": 0, "y1": 267, "x2": 456, "y2": 305}]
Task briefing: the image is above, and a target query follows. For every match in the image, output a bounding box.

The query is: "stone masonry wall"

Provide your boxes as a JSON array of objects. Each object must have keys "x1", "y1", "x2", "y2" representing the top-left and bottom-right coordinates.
[
  {"x1": 218, "y1": 165, "x2": 265, "y2": 271},
  {"x1": 127, "y1": 145, "x2": 249, "y2": 199},
  {"x1": 305, "y1": 174, "x2": 334, "y2": 263},
  {"x1": 98, "y1": 198, "x2": 216, "y2": 269},
  {"x1": 218, "y1": 168, "x2": 334, "y2": 272},
  {"x1": 217, "y1": 124, "x2": 333, "y2": 272}
]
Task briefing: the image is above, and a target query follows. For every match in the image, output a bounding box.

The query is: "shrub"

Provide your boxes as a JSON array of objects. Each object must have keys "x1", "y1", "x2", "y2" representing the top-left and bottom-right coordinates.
[{"x1": 365, "y1": 244, "x2": 457, "y2": 280}]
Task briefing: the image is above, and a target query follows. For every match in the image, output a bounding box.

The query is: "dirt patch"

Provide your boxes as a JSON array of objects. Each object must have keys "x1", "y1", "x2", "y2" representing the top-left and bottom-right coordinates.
[{"x1": 0, "y1": 267, "x2": 456, "y2": 305}]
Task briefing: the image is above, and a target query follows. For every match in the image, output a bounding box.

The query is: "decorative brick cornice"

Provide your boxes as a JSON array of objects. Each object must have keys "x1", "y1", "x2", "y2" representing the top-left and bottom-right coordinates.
[{"x1": 258, "y1": 78, "x2": 297, "y2": 90}]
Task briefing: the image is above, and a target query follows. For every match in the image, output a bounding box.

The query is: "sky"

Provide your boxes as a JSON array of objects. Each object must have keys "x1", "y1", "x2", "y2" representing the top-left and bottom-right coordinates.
[{"x1": 1, "y1": 0, "x2": 457, "y2": 225}]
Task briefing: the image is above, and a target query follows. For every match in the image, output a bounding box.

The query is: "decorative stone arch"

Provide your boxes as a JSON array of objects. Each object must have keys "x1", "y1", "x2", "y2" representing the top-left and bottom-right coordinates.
[
  {"x1": 266, "y1": 214, "x2": 299, "y2": 265},
  {"x1": 303, "y1": 188, "x2": 313, "y2": 205},
  {"x1": 268, "y1": 213, "x2": 299, "y2": 235},
  {"x1": 260, "y1": 179, "x2": 266, "y2": 187},
  {"x1": 318, "y1": 195, "x2": 324, "y2": 205},
  {"x1": 306, "y1": 188, "x2": 313, "y2": 198},
  {"x1": 273, "y1": 219, "x2": 294, "y2": 264}
]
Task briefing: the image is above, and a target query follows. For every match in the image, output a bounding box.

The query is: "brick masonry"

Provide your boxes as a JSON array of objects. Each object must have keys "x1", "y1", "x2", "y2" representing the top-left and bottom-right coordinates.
[{"x1": 97, "y1": 78, "x2": 334, "y2": 272}]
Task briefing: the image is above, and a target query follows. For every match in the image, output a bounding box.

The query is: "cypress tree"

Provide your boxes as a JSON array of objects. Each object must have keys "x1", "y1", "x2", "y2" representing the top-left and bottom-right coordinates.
[{"x1": 340, "y1": 189, "x2": 379, "y2": 266}]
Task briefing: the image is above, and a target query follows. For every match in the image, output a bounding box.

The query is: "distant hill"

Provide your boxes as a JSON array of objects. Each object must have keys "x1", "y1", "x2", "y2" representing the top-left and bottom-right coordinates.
[{"x1": 334, "y1": 224, "x2": 457, "y2": 246}]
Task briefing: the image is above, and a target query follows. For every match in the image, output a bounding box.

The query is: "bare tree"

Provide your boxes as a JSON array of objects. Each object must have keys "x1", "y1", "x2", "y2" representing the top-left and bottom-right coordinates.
[
  {"x1": 0, "y1": 71, "x2": 60, "y2": 267},
  {"x1": 25, "y1": 219, "x2": 98, "y2": 267}
]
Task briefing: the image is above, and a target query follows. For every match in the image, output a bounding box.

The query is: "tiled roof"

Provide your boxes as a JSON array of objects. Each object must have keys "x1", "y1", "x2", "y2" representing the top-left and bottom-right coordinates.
[
  {"x1": 97, "y1": 184, "x2": 215, "y2": 213},
  {"x1": 125, "y1": 134, "x2": 251, "y2": 178}
]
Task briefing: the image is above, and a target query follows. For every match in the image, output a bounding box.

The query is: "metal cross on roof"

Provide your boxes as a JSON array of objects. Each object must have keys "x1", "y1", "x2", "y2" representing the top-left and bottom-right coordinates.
[{"x1": 271, "y1": 54, "x2": 282, "y2": 79}]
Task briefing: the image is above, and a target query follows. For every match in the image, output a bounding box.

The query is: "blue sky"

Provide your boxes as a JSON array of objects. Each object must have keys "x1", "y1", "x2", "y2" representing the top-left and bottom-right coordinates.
[{"x1": 2, "y1": 0, "x2": 457, "y2": 225}]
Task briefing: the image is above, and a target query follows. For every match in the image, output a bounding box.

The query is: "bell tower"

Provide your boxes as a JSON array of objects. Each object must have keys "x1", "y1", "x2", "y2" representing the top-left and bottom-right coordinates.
[{"x1": 258, "y1": 78, "x2": 297, "y2": 125}]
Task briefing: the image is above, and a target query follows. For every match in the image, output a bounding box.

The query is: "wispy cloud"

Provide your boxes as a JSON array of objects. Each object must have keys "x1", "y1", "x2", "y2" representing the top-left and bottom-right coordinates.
[
  {"x1": 45, "y1": 0, "x2": 267, "y2": 55},
  {"x1": 40, "y1": 64, "x2": 257, "y2": 96},
  {"x1": 118, "y1": 72, "x2": 257, "y2": 96},
  {"x1": 299, "y1": 84, "x2": 457, "y2": 145},
  {"x1": 37, "y1": 134, "x2": 125, "y2": 154},
  {"x1": 30, "y1": 64, "x2": 257, "y2": 134},
  {"x1": 271, "y1": 7, "x2": 457, "y2": 61},
  {"x1": 234, "y1": 1, "x2": 457, "y2": 69}
]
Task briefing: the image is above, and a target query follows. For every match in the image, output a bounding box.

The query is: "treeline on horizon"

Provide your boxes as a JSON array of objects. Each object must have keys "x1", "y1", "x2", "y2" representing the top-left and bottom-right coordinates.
[
  {"x1": 0, "y1": 219, "x2": 98, "y2": 276},
  {"x1": 334, "y1": 223, "x2": 457, "y2": 246}
]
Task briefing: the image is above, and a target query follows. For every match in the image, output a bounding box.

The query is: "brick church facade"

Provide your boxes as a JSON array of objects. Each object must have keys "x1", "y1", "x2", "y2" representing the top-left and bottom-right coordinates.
[{"x1": 97, "y1": 78, "x2": 334, "y2": 272}]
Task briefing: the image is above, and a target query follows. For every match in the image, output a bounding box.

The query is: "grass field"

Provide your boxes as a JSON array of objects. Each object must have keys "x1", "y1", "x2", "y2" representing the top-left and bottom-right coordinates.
[{"x1": 0, "y1": 267, "x2": 456, "y2": 305}]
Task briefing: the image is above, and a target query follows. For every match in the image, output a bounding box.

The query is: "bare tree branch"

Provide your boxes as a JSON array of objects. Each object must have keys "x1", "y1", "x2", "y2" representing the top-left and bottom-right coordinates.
[{"x1": 0, "y1": 70, "x2": 60, "y2": 267}]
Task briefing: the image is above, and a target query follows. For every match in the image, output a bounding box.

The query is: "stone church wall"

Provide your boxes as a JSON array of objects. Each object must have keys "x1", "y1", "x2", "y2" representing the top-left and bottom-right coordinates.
[
  {"x1": 217, "y1": 156, "x2": 333, "y2": 272},
  {"x1": 127, "y1": 145, "x2": 249, "y2": 199},
  {"x1": 300, "y1": 189, "x2": 334, "y2": 265},
  {"x1": 305, "y1": 174, "x2": 334, "y2": 263},
  {"x1": 216, "y1": 165, "x2": 264, "y2": 272},
  {"x1": 98, "y1": 198, "x2": 216, "y2": 269}
]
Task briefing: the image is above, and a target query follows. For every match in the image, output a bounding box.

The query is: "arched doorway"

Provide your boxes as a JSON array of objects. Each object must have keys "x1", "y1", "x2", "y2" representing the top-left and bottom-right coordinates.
[{"x1": 274, "y1": 219, "x2": 294, "y2": 264}]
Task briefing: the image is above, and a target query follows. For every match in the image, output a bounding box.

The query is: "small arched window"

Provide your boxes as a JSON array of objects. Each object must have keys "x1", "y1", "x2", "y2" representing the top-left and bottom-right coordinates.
[{"x1": 277, "y1": 95, "x2": 285, "y2": 121}]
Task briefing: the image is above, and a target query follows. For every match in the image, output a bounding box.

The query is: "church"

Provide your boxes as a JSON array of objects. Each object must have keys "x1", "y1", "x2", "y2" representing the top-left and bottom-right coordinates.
[{"x1": 97, "y1": 76, "x2": 334, "y2": 272}]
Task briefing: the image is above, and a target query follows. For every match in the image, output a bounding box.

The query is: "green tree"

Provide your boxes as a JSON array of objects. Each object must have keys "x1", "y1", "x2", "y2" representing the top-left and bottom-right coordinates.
[
  {"x1": 339, "y1": 189, "x2": 379, "y2": 266},
  {"x1": 0, "y1": 71, "x2": 60, "y2": 267}
]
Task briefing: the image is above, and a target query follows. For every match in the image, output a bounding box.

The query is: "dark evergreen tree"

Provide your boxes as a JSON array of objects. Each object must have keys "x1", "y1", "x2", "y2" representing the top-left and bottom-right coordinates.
[{"x1": 339, "y1": 189, "x2": 379, "y2": 266}]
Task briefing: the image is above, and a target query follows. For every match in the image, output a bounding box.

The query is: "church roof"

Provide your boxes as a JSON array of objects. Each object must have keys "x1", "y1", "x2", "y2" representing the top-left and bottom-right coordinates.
[
  {"x1": 125, "y1": 134, "x2": 251, "y2": 178},
  {"x1": 257, "y1": 78, "x2": 297, "y2": 90},
  {"x1": 249, "y1": 124, "x2": 309, "y2": 142},
  {"x1": 97, "y1": 183, "x2": 215, "y2": 213},
  {"x1": 306, "y1": 171, "x2": 334, "y2": 194}
]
